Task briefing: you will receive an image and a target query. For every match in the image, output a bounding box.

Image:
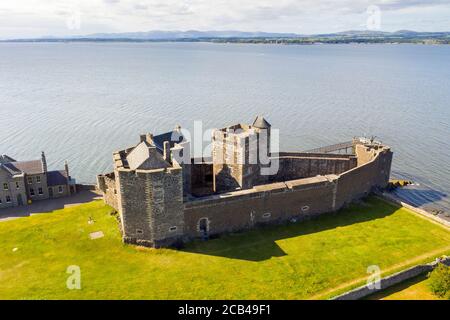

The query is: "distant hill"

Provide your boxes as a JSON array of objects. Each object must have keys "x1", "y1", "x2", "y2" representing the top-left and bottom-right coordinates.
[
  {"x1": 3, "y1": 30, "x2": 450, "y2": 44},
  {"x1": 65, "y1": 30, "x2": 303, "y2": 40}
]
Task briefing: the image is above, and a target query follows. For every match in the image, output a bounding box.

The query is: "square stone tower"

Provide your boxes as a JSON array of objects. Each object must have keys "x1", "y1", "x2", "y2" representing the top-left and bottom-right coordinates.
[
  {"x1": 113, "y1": 132, "x2": 186, "y2": 248},
  {"x1": 212, "y1": 116, "x2": 271, "y2": 193}
]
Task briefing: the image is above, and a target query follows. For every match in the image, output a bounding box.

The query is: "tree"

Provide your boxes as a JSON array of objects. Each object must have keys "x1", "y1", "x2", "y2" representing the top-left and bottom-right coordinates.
[{"x1": 428, "y1": 263, "x2": 450, "y2": 299}]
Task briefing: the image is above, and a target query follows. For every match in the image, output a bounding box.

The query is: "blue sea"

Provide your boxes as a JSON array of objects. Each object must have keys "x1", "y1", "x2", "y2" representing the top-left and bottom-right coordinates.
[{"x1": 0, "y1": 42, "x2": 449, "y2": 213}]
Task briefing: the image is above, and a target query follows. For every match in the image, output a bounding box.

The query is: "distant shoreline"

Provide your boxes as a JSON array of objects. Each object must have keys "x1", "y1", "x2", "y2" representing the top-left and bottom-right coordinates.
[{"x1": 1, "y1": 39, "x2": 449, "y2": 45}]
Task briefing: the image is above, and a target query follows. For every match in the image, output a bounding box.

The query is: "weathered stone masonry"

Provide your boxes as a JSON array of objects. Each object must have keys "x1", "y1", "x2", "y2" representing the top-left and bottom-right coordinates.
[{"x1": 97, "y1": 116, "x2": 393, "y2": 248}]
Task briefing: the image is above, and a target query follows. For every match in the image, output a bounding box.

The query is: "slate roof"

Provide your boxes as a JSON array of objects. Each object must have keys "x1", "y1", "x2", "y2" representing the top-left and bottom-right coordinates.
[
  {"x1": 47, "y1": 170, "x2": 69, "y2": 186},
  {"x1": 152, "y1": 130, "x2": 185, "y2": 152},
  {"x1": 3, "y1": 160, "x2": 43, "y2": 175},
  {"x1": 252, "y1": 116, "x2": 271, "y2": 129},
  {"x1": 0, "y1": 155, "x2": 16, "y2": 164},
  {"x1": 126, "y1": 141, "x2": 170, "y2": 171}
]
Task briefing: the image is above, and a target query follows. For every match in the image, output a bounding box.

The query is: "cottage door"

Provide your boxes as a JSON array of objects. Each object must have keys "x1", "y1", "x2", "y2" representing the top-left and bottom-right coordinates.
[
  {"x1": 17, "y1": 194, "x2": 23, "y2": 206},
  {"x1": 48, "y1": 187, "x2": 53, "y2": 198}
]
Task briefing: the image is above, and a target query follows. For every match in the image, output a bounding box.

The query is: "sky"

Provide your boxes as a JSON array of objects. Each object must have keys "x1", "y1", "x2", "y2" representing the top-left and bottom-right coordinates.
[{"x1": 1, "y1": 0, "x2": 450, "y2": 39}]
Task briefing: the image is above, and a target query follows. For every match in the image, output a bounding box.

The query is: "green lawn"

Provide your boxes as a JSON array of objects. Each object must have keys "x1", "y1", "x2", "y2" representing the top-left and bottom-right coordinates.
[
  {"x1": 365, "y1": 274, "x2": 444, "y2": 300},
  {"x1": 1, "y1": 197, "x2": 450, "y2": 300}
]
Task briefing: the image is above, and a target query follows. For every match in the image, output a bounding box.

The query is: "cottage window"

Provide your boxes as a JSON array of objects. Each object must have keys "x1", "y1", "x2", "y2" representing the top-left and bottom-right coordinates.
[
  {"x1": 27, "y1": 177, "x2": 33, "y2": 184},
  {"x1": 262, "y1": 212, "x2": 271, "y2": 219},
  {"x1": 6, "y1": 196, "x2": 11, "y2": 203},
  {"x1": 30, "y1": 188, "x2": 35, "y2": 196},
  {"x1": 301, "y1": 205, "x2": 310, "y2": 212},
  {"x1": 16, "y1": 182, "x2": 20, "y2": 189},
  {"x1": 38, "y1": 187, "x2": 43, "y2": 195},
  {"x1": 136, "y1": 229, "x2": 144, "y2": 235},
  {"x1": 58, "y1": 186, "x2": 63, "y2": 193},
  {"x1": 0, "y1": 198, "x2": 2, "y2": 204},
  {"x1": 169, "y1": 226, "x2": 177, "y2": 232},
  {"x1": 3, "y1": 183, "x2": 8, "y2": 190},
  {"x1": 36, "y1": 176, "x2": 41, "y2": 183}
]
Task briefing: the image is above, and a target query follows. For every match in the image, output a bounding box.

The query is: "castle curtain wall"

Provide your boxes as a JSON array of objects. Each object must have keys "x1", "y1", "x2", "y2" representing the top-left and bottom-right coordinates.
[{"x1": 183, "y1": 147, "x2": 393, "y2": 240}]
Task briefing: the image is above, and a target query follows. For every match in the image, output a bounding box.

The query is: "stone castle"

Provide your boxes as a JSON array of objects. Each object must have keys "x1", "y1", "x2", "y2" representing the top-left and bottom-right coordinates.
[{"x1": 97, "y1": 116, "x2": 393, "y2": 248}]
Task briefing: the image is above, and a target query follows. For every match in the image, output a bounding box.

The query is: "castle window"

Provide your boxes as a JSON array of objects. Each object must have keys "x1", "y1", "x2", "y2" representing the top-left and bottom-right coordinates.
[
  {"x1": 27, "y1": 177, "x2": 33, "y2": 184},
  {"x1": 169, "y1": 226, "x2": 177, "y2": 232},
  {"x1": 262, "y1": 212, "x2": 271, "y2": 219},
  {"x1": 3, "y1": 183, "x2": 8, "y2": 190},
  {"x1": 136, "y1": 229, "x2": 144, "y2": 235},
  {"x1": 36, "y1": 176, "x2": 41, "y2": 183},
  {"x1": 302, "y1": 205, "x2": 310, "y2": 212},
  {"x1": 38, "y1": 187, "x2": 43, "y2": 195},
  {"x1": 58, "y1": 186, "x2": 63, "y2": 193},
  {"x1": 30, "y1": 188, "x2": 35, "y2": 196},
  {"x1": 6, "y1": 196, "x2": 11, "y2": 203}
]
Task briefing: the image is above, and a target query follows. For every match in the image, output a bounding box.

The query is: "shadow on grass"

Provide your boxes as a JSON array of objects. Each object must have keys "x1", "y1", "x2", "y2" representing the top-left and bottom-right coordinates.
[
  {"x1": 363, "y1": 274, "x2": 429, "y2": 300},
  {"x1": 0, "y1": 190, "x2": 101, "y2": 221},
  {"x1": 181, "y1": 197, "x2": 398, "y2": 262}
]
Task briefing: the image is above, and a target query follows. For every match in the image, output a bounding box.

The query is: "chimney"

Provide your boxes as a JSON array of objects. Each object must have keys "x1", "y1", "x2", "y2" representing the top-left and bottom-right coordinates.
[
  {"x1": 174, "y1": 124, "x2": 181, "y2": 133},
  {"x1": 140, "y1": 134, "x2": 146, "y2": 143},
  {"x1": 41, "y1": 151, "x2": 47, "y2": 173},
  {"x1": 64, "y1": 160, "x2": 70, "y2": 178},
  {"x1": 163, "y1": 141, "x2": 171, "y2": 162},
  {"x1": 146, "y1": 133, "x2": 153, "y2": 145}
]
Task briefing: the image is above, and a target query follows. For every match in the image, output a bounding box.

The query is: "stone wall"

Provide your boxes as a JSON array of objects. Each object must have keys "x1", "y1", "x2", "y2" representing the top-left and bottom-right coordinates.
[
  {"x1": 0, "y1": 170, "x2": 27, "y2": 208},
  {"x1": 332, "y1": 257, "x2": 450, "y2": 300},
  {"x1": 183, "y1": 145, "x2": 393, "y2": 241},
  {"x1": 118, "y1": 166, "x2": 184, "y2": 248},
  {"x1": 96, "y1": 173, "x2": 118, "y2": 210},
  {"x1": 184, "y1": 175, "x2": 337, "y2": 238},
  {"x1": 270, "y1": 154, "x2": 357, "y2": 183}
]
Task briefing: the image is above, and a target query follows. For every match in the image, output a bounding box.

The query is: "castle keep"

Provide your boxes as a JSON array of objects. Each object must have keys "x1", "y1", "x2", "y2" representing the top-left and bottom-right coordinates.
[{"x1": 97, "y1": 116, "x2": 393, "y2": 248}]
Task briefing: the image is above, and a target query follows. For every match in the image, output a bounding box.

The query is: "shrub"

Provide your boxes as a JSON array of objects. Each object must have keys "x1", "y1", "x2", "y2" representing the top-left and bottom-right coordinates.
[{"x1": 428, "y1": 263, "x2": 450, "y2": 299}]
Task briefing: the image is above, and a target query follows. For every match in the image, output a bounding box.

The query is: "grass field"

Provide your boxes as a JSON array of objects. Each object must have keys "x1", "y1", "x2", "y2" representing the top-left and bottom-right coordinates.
[
  {"x1": 1, "y1": 197, "x2": 450, "y2": 300},
  {"x1": 366, "y1": 274, "x2": 444, "y2": 300}
]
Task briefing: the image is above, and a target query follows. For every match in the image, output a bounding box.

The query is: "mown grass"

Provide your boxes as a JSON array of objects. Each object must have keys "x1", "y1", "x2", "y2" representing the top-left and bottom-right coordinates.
[
  {"x1": 1, "y1": 197, "x2": 450, "y2": 300},
  {"x1": 365, "y1": 274, "x2": 443, "y2": 300}
]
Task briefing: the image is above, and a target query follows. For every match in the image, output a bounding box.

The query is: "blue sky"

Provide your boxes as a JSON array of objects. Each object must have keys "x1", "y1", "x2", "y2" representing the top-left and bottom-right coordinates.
[{"x1": 1, "y1": 0, "x2": 450, "y2": 39}]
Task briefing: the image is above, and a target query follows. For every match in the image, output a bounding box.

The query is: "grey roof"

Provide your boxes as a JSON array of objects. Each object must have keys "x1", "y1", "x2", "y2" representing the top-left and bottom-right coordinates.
[
  {"x1": 3, "y1": 160, "x2": 43, "y2": 175},
  {"x1": 126, "y1": 141, "x2": 170, "y2": 171},
  {"x1": 252, "y1": 116, "x2": 271, "y2": 129},
  {"x1": 47, "y1": 170, "x2": 69, "y2": 186},
  {"x1": 0, "y1": 155, "x2": 16, "y2": 164},
  {"x1": 152, "y1": 130, "x2": 185, "y2": 152}
]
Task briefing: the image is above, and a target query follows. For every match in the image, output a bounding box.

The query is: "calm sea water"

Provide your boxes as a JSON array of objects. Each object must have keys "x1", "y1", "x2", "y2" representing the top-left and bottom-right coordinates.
[{"x1": 0, "y1": 42, "x2": 449, "y2": 213}]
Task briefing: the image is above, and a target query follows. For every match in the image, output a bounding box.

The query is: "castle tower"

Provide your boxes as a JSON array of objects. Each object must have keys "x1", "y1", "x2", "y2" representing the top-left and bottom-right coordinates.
[
  {"x1": 114, "y1": 133, "x2": 186, "y2": 248},
  {"x1": 212, "y1": 116, "x2": 272, "y2": 193}
]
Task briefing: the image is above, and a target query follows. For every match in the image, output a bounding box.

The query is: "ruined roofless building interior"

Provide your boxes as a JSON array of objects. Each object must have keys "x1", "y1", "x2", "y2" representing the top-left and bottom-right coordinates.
[{"x1": 97, "y1": 116, "x2": 393, "y2": 248}]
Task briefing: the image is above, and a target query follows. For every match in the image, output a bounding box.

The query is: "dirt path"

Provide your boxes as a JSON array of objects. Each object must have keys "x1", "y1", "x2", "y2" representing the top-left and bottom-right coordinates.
[{"x1": 309, "y1": 245, "x2": 450, "y2": 300}]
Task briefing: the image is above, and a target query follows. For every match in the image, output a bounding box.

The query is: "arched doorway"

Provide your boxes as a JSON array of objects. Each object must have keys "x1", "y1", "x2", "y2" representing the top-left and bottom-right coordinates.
[{"x1": 198, "y1": 218, "x2": 209, "y2": 240}]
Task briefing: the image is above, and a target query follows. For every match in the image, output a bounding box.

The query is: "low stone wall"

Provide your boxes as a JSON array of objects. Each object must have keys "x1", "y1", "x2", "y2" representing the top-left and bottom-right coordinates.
[{"x1": 332, "y1": 257, "x2": 450, "y2": 300}]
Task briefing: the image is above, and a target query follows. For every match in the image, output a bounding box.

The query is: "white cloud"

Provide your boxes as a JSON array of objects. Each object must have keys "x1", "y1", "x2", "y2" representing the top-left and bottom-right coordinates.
[{"x1": 0, "y1": 0, "x2": 449, "y2": 39}]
